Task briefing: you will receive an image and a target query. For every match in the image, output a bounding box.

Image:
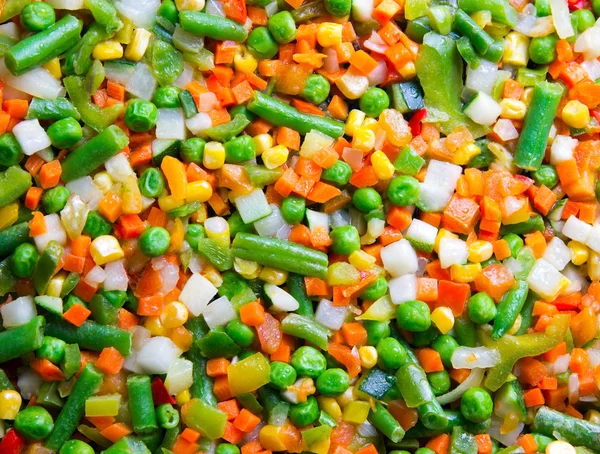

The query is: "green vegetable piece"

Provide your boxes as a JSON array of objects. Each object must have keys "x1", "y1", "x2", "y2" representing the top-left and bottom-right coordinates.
[
  {"x1": 139, "y1": 227, "x2": 171, "y2": 257},
  {"x1": 322, "y1": 160, "x2": 352, "y2": 186},
  {"x1": 529, "y1": 35, "x2": 558, "y2": 65},
  {"x1": 33, "y1": 241, "x2": 63, "y2": 295},
  {"x1": 153, "y1": 86, "x2": 181, "y2": 108},
  {"x1": 225, "y1": 135, "x2": 256, "y2": 164},
  {"x1": 139, "y1": 168, "x2": 166, "y2": 199},
  {"x1": 11, "y1": 242, "x2": 38, "y2": 278},
  {"x1": 461, "y1": 387, "x2": 493, "y2": 423},
  {"x1": 267, "y1": 11, "x2": 297, "y2": 44},
  {"x1": 83, "y1": 211, "x2": 112, "y2": 239},
  {"x1": 127, "y1": 374, "x2": 159, "y2": 434},
  {"x1": 196, "y1": 238, "x2": 233, "y2": 271},
  {"x1": 0, "y1": 166, "x2": 32, "y2": 208},
  {"x1": 360, "y1": 87, "x2": 390, "y2": 118},
  {"x1": 281, "y1": 314, "x2": 331, "y2": 350},
  {"x1": 0, "y1": 315, "x2": 45, "y2": 363},
  {"x1": 532, "y1": 406, "x2": 600, "y2": 453},
  {"x1": 316, "y1": 368, "x2": 350, "y2": 396},
  {"x1": 467, "y1": 292, "x2": 497, "y2": 325},
  {"x1": 84, "y1": 0, "x2": 121, "y2": 32},
  {"x1": 388, "y1": 175, "x2": 421, "y2": 206},
  {"x1": 61, "y1": 343, "x2": 81, "y2": 380},
  {"x1": 492, "y1": 280, "x2": 528, "y2": 340},
  {"x1": 449, "y1": 426, "x2": 478, "y2": 454},
  {"x1": 15, "y1": 406, "x2": 54, "y2": 440},
  {"x1": 458, "y1": 0, "x2": 518, "y2": 25},
  {"x1": 151, "y1": 40, "x2": 184, "y2": 86},
  {"x1": 397, "y1": 300, "x2": 431, "y2": 332},
  {"x1": 181, "y1": 398, "x2": 227, "y2": 440},
  {"x1": 125, "y1": 100, "x2": 159, "y2": 132},
  {"x1": 303, "y1": 74, "x2": 331, "y2": 105},
  {"x1": 205, "y1": 114, "x2": 251, "y2": 143},
  {"x1": 358, "y1": 367, "x2": 396, "y2": 399},
  {"x1": 368, "y1": 401, "x2": 405, "y2": 443},
  {"x1": 198, "y1": 328, "x2": 241, "y2": 359},
  {"x1": 45, "y1": 318, "x2": 132, "y2": 356},
  {"x1": 179, "y1": 11, "x2": 248, "y2": 42},
  {"x1": 0, "y1": 133, "x2": 24, "y2": 166},
  {"x1": 324, "y1": 0, "x2": 352, "y2": 16}
]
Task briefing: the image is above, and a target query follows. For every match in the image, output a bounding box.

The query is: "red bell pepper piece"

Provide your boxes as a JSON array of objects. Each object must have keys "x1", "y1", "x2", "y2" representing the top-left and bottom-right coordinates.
[
  {"x1": 408, "y1": 108, "x2": 427, "y2": 136},
  {"x1": 0, "y1": 429, "x2": 25, "y2": 454},
  {"x1": 151, "y1": 377, "x2": 176, "y2": 405},
  {"x1": 223, "y1": 0, "x2": 247, "y2": 24}
]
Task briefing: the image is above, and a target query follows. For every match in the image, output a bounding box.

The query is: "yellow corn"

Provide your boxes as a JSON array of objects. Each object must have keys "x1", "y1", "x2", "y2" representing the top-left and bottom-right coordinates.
[
  {"x1": 234, "y1": 48, "x2": 258, "y2": 74},
  {"x1": 253, "y1": 134, "x2": 273, "y2": 156},
  {"x1": 260, "y1": 267, "x2": 288, "y2": 285},
  {"x1": 399, "y1": 61, "x2": 416, "y2": 80},
  {"x1": 336, "y1": 70, "x2": 369, "y2": 100},
  {"x1": 93, "y1": 171, "x2": 114, "y2": 194},
  {"x1": 468, "y1": 240, "x2": 494, "y2": 263},
  {"x1": 521, "y1": 87, "x2": 534, "y2": 105},
  {"x1": 358, "y1": 346, "x2": 378, "y2": 369},
  {"x1": 452, "y1": 143, "x2": 481, "y2": 165},
  {"x1": 160, "y1": 302, "x2": 189, "y2": 329},
  {"x1": 205, "y1": 217, "x2": 230, "y2": 242},
  {"x1": 585, "y1": 409, "x2": 600, "y2": 424},
  {"x1": 203, "y1": 267, "x2": 223, "y2": 288},
  {"x1": 370, "y1": 150, "x2": 395, "y2": 180},
  {"x1": 352, "y1": 128, "x2": 376, "y2": 152},
  {"x1": 0, "y1": 390, "x2": 22, "y2": 420},
  {"x1": 203, "y1": 142, "x2": 226, "y2": 170},
  {"x1": 431, "y1": 307, "x2": 454, "y2": 334},
  {"x1": 471, "y1": 10, "x2": 492, "y2": 28},
  {"x1": 500, "y1": 98, "x2": 527, "y2": 120},
  {"x1": 342, "y1": 400, "x2": 370, "y2": 424},
  {"x1": 125, "y1": 28, "x2": 152, "y2": 61},
  {"x1": 186, "y1": 180, "x2": 213, "y2": 203},
  {"x1": 345, "y1": 109, "x2": 366, "y2": 137},
  {"x1": 259, "y1": 426, "x2": 288, "y2": 451},
  {"x1": 176, "y1": 0, "x2": 206, "y2": 10},
  {"x1": 234, "y1": 257, "x2": 262, "y2": 280},
  {"x1": 169, "y1": 326, "x2": 194, "y2": 351},
  {"x1": 176, "y1": 389, "x2": 191, "y2": 406},
  {"x1": 562, "y1": 100, "x2": 590, "y2": 129},
  {"x1": 589, "y1": 251, "x2": 600, "y2": 280},
  {"x1": 93, "y1": 40, "x2": 124, "y2": 60},
  {"x1": 144, "y1": 316, "x2": 169, "y2": 337},
  {"x1": 434, "y1": 229, "x2": 458, "y2": 254},
  {"x1": 263, "y1": 145, "x2": 289, "y2": 169},
  {"x1": 568, "y1": 240, "x2": 589, "y2": 265},
  {"x1": 317, "y1": 396, "x2": 342, "y2": 422},
  {"x1": 503, "y1": 32, "x2": 530, "y2": 67},
  {"x1": 115, "y1": 19, "x2": 133, "y2": 44},
  {"x1": 90, "y1": 235, "x2": 124, "y2": 265},
  {"x1": 158, "y1": 195, "x2": 185, "y2": 212},
  {"x1": 450, "y1": 263, "x2": 482, "y2": 283},
  {"x1": 317, "y1": 22, "x2": 343, "y2": 47},
  {"x1": 349, "y1": 250, "x2": 376, "y2": 270},
  {"x1": 0, "y1": 203, "x2": 19, "y2": 230},
  {"x1": 46, "y1": 272, "x2": 67, "y2": 298},
  {"x1": 42, "y1": 58, "x2": 62, "y2": 79}
]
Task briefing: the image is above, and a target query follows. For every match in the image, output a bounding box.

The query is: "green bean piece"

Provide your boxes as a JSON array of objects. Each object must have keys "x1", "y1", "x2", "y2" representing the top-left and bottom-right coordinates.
[
  {"x1": 179, "y1": 11, "x2": 248, "y2": 42},
  {"x1": 0, "y1": 316, "x2": 45, "y2": 363},
  {"x1": 0, "y1": 166, "x2": 32, "y2": 208},
  {"x1": 185, "y1": 316, "x2": 218, "y2": 406},
  {"x1": 127, "y1": 374, "x2": 159, "y2": 434},
  {"x1": 492, "y1": 281, "x2": 529, "y2": 340},
  {"x1": 33, "y1": 240, "x2": 64, "y2": 295},
  {"x1": 368, "y1": 402, "x2": 405, "y2": 442}
]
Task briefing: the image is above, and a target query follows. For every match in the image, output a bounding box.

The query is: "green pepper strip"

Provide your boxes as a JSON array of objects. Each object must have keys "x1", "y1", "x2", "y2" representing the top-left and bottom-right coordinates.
[
  {"x1": 45, "y1": 364, "x2": 105, "y2": 451},
  {"x1": 26, "y1": 97, "x2": 81, "y2": 121},
  {"x1": 127, "y1": 374, "x2": 159, "y2": 434},
  {"x1": 197, "y1": 238, "x2": 233, "y2": 272},
  {"x1": 61, "y1": 124, "x2": 129, "y2": 182},
  {"x1": 453, "y1": 10, "x2": 496, "y2": 54},
  {"x1": 84, "y1": 0, "x2": 122, "y2": 32},
  {"x1": 33, "y1": 240, "x2": 64, "y2": 295},
  {"x1": 0, "y1": 166, "x2": 32, "y2": 208},
  {"x1": 0, "y1": 315, "x2": 45, "y2": 363},
  {"x1": 492, "y1": 280, "x2": 528, "y2": 340},
  {"x1": 458, "y1": 0, "x2": 518, "y2": 25},
  {"x1": 185, "y1": 316, "x2": 218, "y2": 406},
  {"x1": 0, "y1": 222, "x2": 30, "y2": 258},
  {"x1": 0, "y1": 369, "x2": 15, "y2": 392},
  {"x1": 514, "y1": 81, "x2": 563, "y2": 171},
  {"x1": 405, "y1": 410, "x2": 465, "y2": 438},
  {"x1": 287, "y1": 273, "x2": 314, "y2": 318},
  {"x1": 45, "y1": 317, "x2": 133, "y2": 356},
  {"x1": 280, "y1": 314, "x2": 331, "y2": 350},
  {"x1": 0, "y1": 0, "x2": 31, "y2": 22},
  {"x1": 291, "y1": 0, "x2": 328, "y2": 23},
  {"x1": 478, "y1": 314, "x2": 570, "y2": 391},
  {"x1": 0, "y1": 256, "x2": 16, "y2": 296},
  {"x1": 448, "y1": 426, "x2": 478, "y2": 454},
  {"x1": 179, "y1": 11, "x2": 248, "y2": 42},
  {"x1": 247, "y1": 91, "x2": 345, "y2": 138},
  {"x1": 5, "y1": 14, "x2": 83, "y2": 75},
  {"x1": 231, "y1": 233, "x2": 329, "y2": 279},
  {"x1": 516, "y1": 291, "x2": 537, "y2": 335},
  {"x1": 499, "y1": 214, "x2": 545, "y2": 235},
  {"x1": 204, "y1": 114, "x2": 251, "y2": 142},
  {"x1": 532, "y1": 406, "x2": 600, "y2": 452},
  {"x1": 63, "y1": 22, "x2": 111, "y2": 76}
]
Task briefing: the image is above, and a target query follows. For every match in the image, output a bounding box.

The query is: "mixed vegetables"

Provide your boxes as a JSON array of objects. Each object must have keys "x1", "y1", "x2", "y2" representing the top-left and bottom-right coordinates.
[{"x1": 1, "y1": 0, "x2": 600, "y2": 453}]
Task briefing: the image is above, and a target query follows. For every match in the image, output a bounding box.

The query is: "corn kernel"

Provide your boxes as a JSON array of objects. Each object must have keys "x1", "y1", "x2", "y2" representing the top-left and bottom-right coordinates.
[
  {"x1": 352, "y1": 128, "x2": 376, "y2": 152},
  {"x1": 468, "y1": 240, "x2": 493, "y2": 263},
  {"x1": 259, "y1": 267, "x2": 288, "y2": 285},
  {"x1": 589, "y1": 251, "x2": 600, "y2": 280},
  {"x1": 336, "y1": 70, "x2": 369, "y2": 100},
  {"x1": 205, "y1": 217, "x2": 230, "y2": 242},
  {"x1": 0, "y1": 390, "x2": 22, "y2": 420},
  {"x1": 562, "y1": 100, "x2": 590, "y2": 129},
  {"x1": 371, "y1": 151, "x2": 395, "y2": 180},
  {"x1": 254, "y1": 134, "x2": 273, "y2": 156},
  {"x1": 500, "y1": 98, "x2": 527, "y2": 120},
  {"x1": 186, "y1": 180, "x2": 213, "y2": 203},
  {"x1": 263, "y1": 145, "x2": 289, "y2": 169},
  {"x1": 521, "y1": 87, "x2": 534, "y2": 105},
  {"x1": 503, "y1": 32, "x2": 530, "y2": 67},
  {"x1": 431, "y1": 306, "x2": 454, "y2": 334},
  {"x1": 169, "y1": 326, "x2": 194, "y2": 351},
  {"x1": 234, "y1": 48, "x2": 258, "y2": 74},
  {"x1": 342, "y1": 400, "x2": 370, "y2": 424},
  {"x1": 46, "y1": 272, "x2": 67, "y2": 298},
  {"x1": 203, "y1": 141, "x2": 226, "y2": 170},
  {"x1": 93, "y1": 40, "x2": 124, "y2": 60},
  {"x1": 317, "y1": 22, "x2": 343, "y2": 47},
  {"x1": 358, "y1": 346, "x2": 378, "y2": 369},
  {"x1": 144, "y1": 316, "x2": 169, "y2": 336},
  {"x1": 349, "y1": 250, "x2": 376, "y2": 270},
  {"x1": 317, "y1": 397, "x2": 342, "y2": 422},
  {"x1": 453, "y1": 143, "x2": 481, "y2": 165},
  {"x1": 43, "y1": 58, "x2": 61, "y2": 79},
  {"x1": 568, "y1": 240, "x2": 589, "y2": 265},
  {"x1": 585, "y1": 409, "x2": 600, "y2": 424},
  {"x1": 94, "y1": 171, "x2": 114, "y2": 194},
  {"x1": 234, "y1": 257, "x2": 262, "y2": 280},
  {"x1": 450, "y1": 263, "x2": 482, "y2": 283},
  {"x1": 115, "y1": 19, "x2": 133, "y2": 44},
  {"x1": 546, "y1": 441, "x2": 576, "y2": 454},
  {"x1": 345, "y1": 109, "x2": 366, "y2": 137},
  {"x1": 471, "y1": 10, "x2": 492, "y2": 28},
  {"x1": 399, "y1": 61, "x2": 416, "y2": 80},
  {"x1": 158, "y1": 195, "x2": 185, "y2": 212},
  {"x1": 176, "y1": 389, "x2": 191, "y2": 406},
  {"x1": 125, "y1": 28, "x2": 152, "y2": 62},
  {"x1": 160, "y1": 301, "x2": 189, "y2": 329},
  {"x1": 259, "y1": 426, "x2": 288, "y2": 451},
  {"x1": 203, "y1": 267, "x2": 223, "y2": 287},
  {"x1": 90, "y1": 235, "x2": 124, "y2": 265},
  {"x1": 176, "y1": 0, "x2": 206, "y2": 10},
  {"x1": 434, "y1": 229, "x2": 458, "y2": 254}
]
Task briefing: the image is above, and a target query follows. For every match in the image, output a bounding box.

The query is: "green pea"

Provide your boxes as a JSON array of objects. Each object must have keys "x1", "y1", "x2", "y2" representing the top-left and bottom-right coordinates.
[
  {"x1": 397, "y1": 300, "x2": 431, "y2": 332},
  {"x1": 360, "y1": 275, "x2": 388, "y2": 301},
  {"x1": 572, "y1": 9, "x2": 595, "y2": 32},
  {"x1": 216, "y1": 443, "x2": 241, "y2": 454},
  {"x1": 290, "y1": 346, "x2": 327, "y2": 378},
  {"x1": 363, "y1": 320, "x2": 390, "y2": 346},
  {"x1": 152, "y1": 86, "x2": 181, "y2": 108},
  {"x1": 461, "y1": 387, "x2": 493, "y2": 423},
  {"x1": 0, "y1": 132, "x2": 24, "y2": 166},
  {"x1": 158, "y1": 0, "x2": 178, "y2": 24},
  {"x1": 529, "y1": 35, "x2": 558, "y2": 65},
  {"x1": 330, "y1": 225, "x2": 360, "y2": 255},
  {"x1": 36, "y1": 336, "x2": 67, "y2": 364},
  {"x1": 535, "y1": 0, "x2": 551, "y2": 16},
  {"x1": 229, "y1": 105, "x2": 255, "y2": 122},
  {"x1": 20, "y1": 2, "x2": 55, "y2": 32},
  {"x1": 412, "y1": 326, "x2": 438, "y2": 347},
  {"x1": 428, "y1": 370, "x2": 451, "y2": 396},
  {"x1": 324, "y1": 0, "x2": 352, "y2": 16},
  {"x1": 281, "y1": 195, "x2": 306, "y2": 225},
  {"x1": 359, "y1": 87, "x2": 390, "y2": 118},
  {"x1": 184, "y1": 224, "x2": 204, "y2": 250},
  {"x1": 180, "y1": 137, "x2": 206, "y2": 164},
  {"x1": 42, "y1": 186, "x2": 70, "y2": 214},
  {"x1": 247, "y1": 27, "x2": 279, "y2": 60},
  {"x1": 11, "y1": 243, "x2": 39, "y2": 278},
  {"x1": 415, "y1": 449, "x2": 436, "y2": 454},
  {"x1": 431, "y1": 334, "x2": 459, "y2": 368},
  {"x1": 289, "y1": 395, "x2": 319, "y2": 427},
  {"x1": 139, "y1": 226, "x2": 171, "y2": 257},
  {"x1": 228, "y1": 211, "x2": 254, "y2": 238},
  {"x1": 503, "y1": 233, "x2": 523, "y2": 258},
  {"x1": 531, "y1": 165, "x2": 558, "y2": 189},
  {"x1": 156, "y1": 404, "x2": 180, "y2": 429},
  {"x1": 316, "y1": 368, "x2": 350, "y2": 396},
  {"x1": 353, "y1": 187, "x2": 382, "y2": 213},
  {"x1": 138, "y1": 167, "x2": 165, "y2": 199},
  {"x1": 125, "y1": 99, "x2": 159, "y2": 132},
  {"x1": 322, "y1": 161, "x2": 352, "y2": 187},
  {"x1": 387, "y1": 176, "x2": 420, "y2": 206},
  {"x1": 376, "y1": 337, "x2": 407, "y2": 370},
  {"x1": 59, "y1": 440, "x2": 94, "y2": 454},
  {"x1": 467, "y1": 292, "x2": 497, "y2": 325},
  {"x1": 224, "y1": 135, "x2": 256, "y2": 163},
  {"x1": 267, "y1": 11, "x2": 297, "y2": 44},
  {"x1": 270, "y1": 361, "x2": 298, "y2": 389},
  {"x1": 226, "y1": 319, "x2": 256, "y2": 347},
  {"x1": 14, "y1": 406, "x2": 54, "y2": 440},
  {"x1": 303, "y1": 74, "x2": 331, "y2": 105},
  {"x1": 46, "y1": 117, "x2": 83, "y2": 149}
]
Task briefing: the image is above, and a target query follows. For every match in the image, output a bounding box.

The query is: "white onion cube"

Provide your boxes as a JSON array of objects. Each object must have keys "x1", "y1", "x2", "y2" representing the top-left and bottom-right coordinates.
[
  {"x1": 13, "y1": 120, "x2": 51, "y2": 156},
  {"x1": 389, "y1": 274, "x2": 417, "y2": 305},
  {"x1": 1, "y1": 296, "x2": 36, "y2": 328},
  {"x1": 586, "y1": 225, "x2": 600, "y2": 253},
  {"x1": 439, "y1": 237, "x2": 468, "y2": 269},
  {"x1": 562, "y1": 216, "x2": 592, "y2": 243},
  {"x1": 315, "y1": 299, "x2": 347, "y2": 330},
  {"x1": 33, "y1": 214, "x2": 67, "y2": 252},
  {"x1": 164, "y1": 358, "x2": 194, "y2": 396},
  {"x1": 543, "y1": 237, "x2": 571, "y2": 271},
  {"x1": 137, "y1": 336, "x2": 182, "y2": 374},
  {"x1": 156, "y1": 108, "x2": 186, "y2": 140},
  {"x1": 381, "y1": 239, "x2": 418, "y2": 277},
  {"x1": 186, "y1": 112, "x2": 212, "y2": 136},
  {"x1": 526, "y1": 258, "x2": 569, "y2": 301},
  {"x1": 203, "y1": 296, "x2": 236, "y2": 329},
  {"x1": 550, "y1": 135, "x2": 578, "y2": 165},
  {"x1": 179, "y1": 273, "x2": 218, "y2": 316}
]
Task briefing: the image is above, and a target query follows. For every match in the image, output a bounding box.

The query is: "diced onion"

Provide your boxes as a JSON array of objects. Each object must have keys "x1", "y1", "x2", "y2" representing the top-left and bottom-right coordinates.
[
  {"x1": 254, "y1": 204, "x2": 288, "y2": 237},
  {"x1": 466, "y1": 59, "x2": 498, "y2": 95},
  {"x1": 46, "y1": 0, "x2": 85, "y2": 9},
  {"x1": 115, "y1": 0, "x2": 160, "y2": 29},
  {"x1": 137, "y1": 336, "x2": 182, "y2": 374},
  {"x1": 66, "y1": 176, "x2": 104, "y2": 211},
  {"x1": 575, "y1": 24, "x2": 600, "y2": 60},
  {"x1": 0, "y1": 296, "x2": 37, "y2": 329},
  {"x1": 104, "y1": 260, "x2": 129, "y2": 292},
  {"x1": 367, "y1": 59, "x2": 388, "y2": 86},
  {"x1": 85, "y1": 265, "x2": 106, "y2": 287},
  {"x1": 203, "y1": 296, "x2": 237, "y2": 328},
  {"x1": 126, "y1": 63, "x2": 158, "y2": 101},
  {"x1": 342, "y1": 147, "x2": 364, "y2": 171},
  {"x1": 157, "y1": 108, "x2": 186, "y2": 140},
  {"x1": 569, "y1": 373, "x2": 579, "y2": 403},
  {"x1": 165, "y1": 358, "x2": 194, "y2": 396},
  {"x1": 179, "y1": 273, "x2": 218, "y2": 316},
  {"x1": 34, "y1": 214, "x2": 67, "y2": 252},
  {"x1": 451, "y1": 346, "x2": 501, "y2": 369},
  {"x1": 315, "y1": 299, "x2": 348, "y2": 330},
  {"x1": 17, "y1": 369, "x2": 42, "y2": 400},
  {"x1": 206, "y1": 0, "x2": 226, "y2": 17},
  {"x1": 550, "y1": 0, "x2": 575, "y2": 39},
  {"x1": 0, "y1": 59, "x2": 64, "y2": 99},
  {"x1": 488, "y1": 415, "x2": 524, "y2": 446},
  {"x1": 493, "y1": 119, "x2": 519, "y2": 141}
]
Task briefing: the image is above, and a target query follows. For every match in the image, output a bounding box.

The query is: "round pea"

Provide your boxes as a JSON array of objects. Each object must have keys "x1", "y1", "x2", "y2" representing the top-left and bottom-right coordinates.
[
  {"x1": 322, "y1": 161, "x2": 352, "y2": 187},
  {"x1": 11, "y1": 243, "x2": 39, "y2": 278},
  {"x1": 316, "y1": 368, "x2": 350, "y2": 396},
  {"x1": 216, "y1": 443, "x2": 241, "y2": 454},
  {"x1": 229, "y1": 105, "x2": 255, "y2": 122},
  {"x1": 226, "y1": 319, "x2": 256, "y2": 348},
  {"x1": 281, "y1": 195, "x2": 306, "y2": 225},
  {"x1": 138, "y1": 226, "x2": 171, "y2": 257},
  {"x1": 431, "y1": 334, "x2": 459, "y2": 368},
  {"x1": 376, "y1": 337, "x2": 407, "y2": 370},
  {"x1": 37, "y1": 336, "x2": 67, "y2": 363},
  {"x1": 125, "y1": 99, "x2": 159, "y2": 132},
  {"x1": 467, "y1": 292, "x2": 497, "y2": 324},
  {"x1": 572, "y1": 9, "x2": 595, "y2": 32},
  {"x1": 529, "y1": 35, "x2": 558, "y2": 65},
  {"x1": 224, "y1": 135, "x2": 256, "y2": 163},
  {"x1": 138, "y1": 167, "x2": 165, "y2": 198},
  {"x1": 0, "y1": 133, "x2": 24, "y2": 166},
  {"x1": 359, "y1": 87, "x2": 390, "y2": 118},
  {"x1": 397, "y1": 300, "x2": 431, "y2": 332},
  {"x1": 267, "y1": 11, "x2": 297, "y2": 44},
  {"x1": 363, "y1": 320, "x2": 390, "y2": 346},
  {"x1": 46, "y1": 117, "x2": 83, "y2": 149},
  {"x1": 502, "y1": 233, "x2": 523, "y2": 258},
  {"x1": 303, "y1": 74, "x2": 331, "y2": 105},
  {"x1": 20, "y1": 2, "x2": 55, "y2": 32},
  {"x1": 42, "y1": 186, "x2": 70, "y2": 214},
  {"x1": 247, "y1": 27, "x2": 279, "y2": 60},
  {"x1": 59, "y1": 440, "x2": 94, "y2": 454},
  {"x1": 531, "y1": 164, "x2": 558, "y2": 189},
  {"x1": 412, "y1": 326, "x2": 439, "y2": 347},
  {"x1": 181, "y1": 138, "x2": 206, "y2": 164},
  {"x1": 184, "y1": 224, "x2": 205, "y2": 250},
  {"x1": 360, "y1": 275, "x2": 388, "y2": 301},
  {"x1": 290, "y1": 346, "x2": 327, "y2": 378},
  {"x1": 415, "y1": 449, "x2": 436, "y2": 454},
  {"x1": 428, "y1": 370, "x2": 451, "y2": 396},
  {"x1": 330, "y1": 225, "x2": 361, "y2": 255},
  {"x1": 270, "y1": 361, "x2": 297, "y2": 389},
  {"x1": 387, "y1": 176, "x2": 420, "y2": 207},
  {"x1": 289, "y1": 395, "x2": 319, "y2": 427},
  {"x1": 324, "y1": 0, "x2": 352, "y2": 16},
  {"x1": 353, "y1": 187, "x2": 382, "y2": 213},
  {"x1": 14, "y1": 406, "x2": 53, "y2": 440},
  {"x1": 461, "y1": 387, "x2": 493, "y2": 423},
  {"x1": 152, "y1": 86, "x2": 181, "y2": 108},
  {"x1": 389, "y1": 451, "x2": 411, "y2": 454}
]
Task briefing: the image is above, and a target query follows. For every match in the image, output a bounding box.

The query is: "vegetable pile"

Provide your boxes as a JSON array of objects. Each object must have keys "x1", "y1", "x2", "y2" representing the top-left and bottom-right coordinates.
[{"x1": 1, "y1": 0, "x2": 600, "y2": 453}]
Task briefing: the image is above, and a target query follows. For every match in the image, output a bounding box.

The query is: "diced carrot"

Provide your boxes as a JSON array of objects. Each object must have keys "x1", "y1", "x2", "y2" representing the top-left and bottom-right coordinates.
[
  {"x1": 147, "y1": 207, "x2": 168, "y2": 228},
  {"x1": 206, "y1": 358, "x2": 231, "y2": 377},
  {"x1": 218, "y1": 399, "x2": 241, "y2": 421},
  {"x1": 341, "y1": 323, "x2": 367, "y2": 346},
  {"x1": 87, "y1": 416, "x2": 116, "y2": 431},
  {"x1": 355, "y1": 444, "x2": 377, "y2": 454},
  {"x1": 570, "y1": 347, "x2": 590, "y2": 375},
  {"x1": 276, "y1": 127, "x2": 300, "y2": 151},
  {"x1": 475, "y1": 434, "x2": 493, "y2": 454},
  {"x1": 71, "y1": 235, "x2": 91, "y2": 258},
  {"x1": 417, "y1": 348, "x2": 444, "y2": 373},
  {"x1": 442, "y1": 195, "x2": 481, "y2": 235},
  {"x1": 534, "y1": 185, "x2": 557, "y2": 215},
  {"x1": 39, "y1": 160, "x2": 62, "y2": 189},
  {"x1": 233, "y1": 409, "x2": 262, "y2": 433},
  {"x1": 474, "y1": 264, "x2": 515, "y2": 302},
  {"x1": 100, "y1": 423, "x2": 132, "y2": 443},
  {"x1": 425, "y1": 433, "x2": 450, "y2": 454},
  {"x1": 524, "y1": 230, "x2": 547, "y2": 258},
  {"x1": 213, "y1": 375, "x2": 232, "y2": 401},
  {"x1": 29, "y1": 211, "x2": 47, "y2": 236},
  {"x1": 240, "y1": 300, "x2": 265, "y2": 326},
  {"x1": 107, "y1": 81, "x2": 126, "y2": 101},
  {"x1": 524, "y1": 388, "x2": 545, "y2": 407},
  {"x1": 117, "y1": 309, "x2": 139, "y2": 331},
  {"x1": 222, "y1": 421, "x2": 244, "y2": 444},
  {"x1": 129, "y1": 145, "x2": 152, "y2": 168},
  {"x1": 30, "y1": 358, "x2": 64, "y2": 381},
  {"x1": 436, "y1": 280, "x2": 470, "y2": 316},
  {"x1": 307, "y1": 181, "x2": 342, "y2": 203},
  {"x1": 137, "y1": 295, "x2": 165, "y2": 316},
  {"x1": 247, "y1": 6, "x2": 267, "y2": 25},
  {"x1": 232, "y1": 80, "x2": 254, "y2": 105},
  {"x1": 577, "y1": 201, "x2": 598, "y2": 224},
  {"x1": 450, "y1": 368, "x2": 471, "y2": 384},
  {"x1": 493, "y1": 239, "x2": 511, "y2": 261},
  {"x1": 98, "y1": 191, "x2": 123, "y2": 223},
  {"x1": 305, "y1": 277, "x2": 330, "y2": 297},
  {"x1": 557, "y1": 159, "x2": 579, "y2": 186},
  {"x1": 62, "y1": 253, "x2": 85, "y2": 274},
  {"x1": 24, "y1": 187, "x2": 43, "y2": 210},
  {"x1": 349, "y1": 165, "x2": 378, "y2": 188},
  {"x1": 519, "y1": 357, "x2": 549, "y2": 386},
  {"x1": 417, "y1": 278, "x2": 438, "y2": 303},
  {"x1": 3, "y1": 99, "x2": 28, "y2": 119},
  {"x1": 95, "y1": 347, "x2": 124, "y2": 375},
  {"x1": 571, "y1": 306, "x2": 598, "y2": 347}
]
